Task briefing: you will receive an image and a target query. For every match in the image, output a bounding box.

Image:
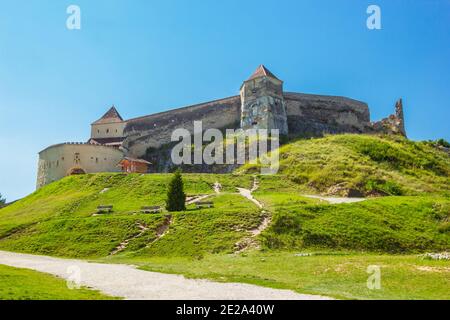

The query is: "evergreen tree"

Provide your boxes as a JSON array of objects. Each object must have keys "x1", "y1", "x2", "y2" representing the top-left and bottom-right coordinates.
[
  {"x1": 0, "y1": 193, "x2": 5, "y2": 208},
  {"x1": 166, "y1": 169, "x2": 186, "y2": 212}
]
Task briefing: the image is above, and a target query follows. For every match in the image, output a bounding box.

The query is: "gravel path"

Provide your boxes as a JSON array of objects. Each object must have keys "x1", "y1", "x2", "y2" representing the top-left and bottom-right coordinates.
[
  {"x1": 237, "y1": 188, "x2": 263, "y2": 209},
  {"x1": 303, "y1": 195, "x2": 366, "y2": 204},
  {"x1": 0, "y1": 250, "x2": 332, "y2": 300}
]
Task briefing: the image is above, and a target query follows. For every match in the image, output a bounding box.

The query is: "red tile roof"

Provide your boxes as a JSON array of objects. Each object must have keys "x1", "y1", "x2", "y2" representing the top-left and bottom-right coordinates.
[
  {"x1": 247, "y1": 65, "x2": 279, "y2": 81},
  {"x1": 92, "y1": 106, "x2": 124, "y2": 124},
  {"x1": 119, "y1": 157, "x2": 152, "y2": 165}
]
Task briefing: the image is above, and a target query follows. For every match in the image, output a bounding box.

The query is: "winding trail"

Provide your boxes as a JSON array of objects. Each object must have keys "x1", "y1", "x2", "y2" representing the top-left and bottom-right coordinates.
[
  {"x1": 237, "y1": 188, "x2": 263, "y2": 209},
  {"x1": 0, "y1": 250, "x2": 332, "y2": 300},
  {"x1": 235, "y1": 176, "x2": 272, "y2": 252}
]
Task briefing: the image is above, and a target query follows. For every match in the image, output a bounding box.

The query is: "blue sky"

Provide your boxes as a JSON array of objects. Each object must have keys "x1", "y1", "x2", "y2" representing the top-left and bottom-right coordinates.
[{"x1": 0, "y1": 0, "x2": 449, "y2": 201}]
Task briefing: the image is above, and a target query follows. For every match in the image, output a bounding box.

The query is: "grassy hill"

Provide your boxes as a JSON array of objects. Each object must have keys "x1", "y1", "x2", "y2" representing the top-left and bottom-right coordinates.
[
  {"x1": 0, "y1": 134, "x2": 449, "y2": 299},
  {"x1": 240, "y1": 134, "x2": 450, "y2": 196},
  {"x1": 0, "y1": 134, "x2": 449, "y2": 257},
  {"x1": 0, "y1": 173, "x2": 259, "y2": 257}
]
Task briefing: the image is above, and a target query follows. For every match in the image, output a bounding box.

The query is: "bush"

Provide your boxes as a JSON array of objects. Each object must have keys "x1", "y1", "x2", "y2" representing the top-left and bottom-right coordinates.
[
  {"x1": 436, "y1": 139, "x2": 450, "y2": 148},
  {"x1": 0, "y1": 193, "x2": 5, "y2": 208},
  {"x1": 165, "y1": 169, "x2": 186, "y2": 212},
  {"x1": 365, "y1": 179, "x2": 403, "y2": 196}
]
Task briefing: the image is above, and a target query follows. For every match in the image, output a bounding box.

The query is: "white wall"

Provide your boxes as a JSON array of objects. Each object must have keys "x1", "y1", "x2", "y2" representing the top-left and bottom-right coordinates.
[
  {"x1": 36, "y1": 143, "x2": 124, "y2": 189},
  {"x1": 90, "y1": 122, "x2": 126, "y2": 139}
]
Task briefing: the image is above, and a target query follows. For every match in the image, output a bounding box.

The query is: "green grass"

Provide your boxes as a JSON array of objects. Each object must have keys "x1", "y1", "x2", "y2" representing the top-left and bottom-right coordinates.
[
  {"x1": 254, "y1": 193, "x2": 450, "y2": 253},
  {"x1": 239, "y1": 134, "x2": 450, "y2": 196},
  {"x1": 104, "y1": 251, "x2": 450, "y2": 300},
  {"x1": 0, "y1": 264, "x2": 115, "y2": 300},
  {"x1": 0, "y1": 134, "x2": 449, "y2": 299},
  {"x1": 0, "y1": 173, "x2": 259, "y2": 258}
]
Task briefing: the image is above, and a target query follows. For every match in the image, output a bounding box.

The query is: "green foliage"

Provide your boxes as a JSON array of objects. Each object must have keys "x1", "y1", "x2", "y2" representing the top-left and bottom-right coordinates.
[
  {"x1": 365, "y1": 179, "x2": 403, "y2": 196},
  {"x1": 436, "y1": 138, "x2": 450, "y2": 148},
  {"x1": 425, "y1": 138, "x2": 450, "y2": 149},
  {"x1": 0, "y1": 264, "x2": 116, "y2": 300},
  {"x1": 165, "y1": 169, "x2": 186, "y2": 212},
  {"x1": 0, "y1": 193, "x2": 5, "y2": 208}
]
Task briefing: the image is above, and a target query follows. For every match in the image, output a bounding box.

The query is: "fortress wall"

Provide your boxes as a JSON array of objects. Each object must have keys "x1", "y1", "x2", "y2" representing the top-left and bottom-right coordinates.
[
  {"x1": 36, "y1": 143, "x2": 123, "y2": 189},
  {"x1": 123, "y1": 96, "x2": 241, "y2": 157},
  {"x1": 122, "y1": 92, "x2": 373, "y2": 157},
  {"x1": 284, "y1": 92, "x2": 370, "y2": 137}
]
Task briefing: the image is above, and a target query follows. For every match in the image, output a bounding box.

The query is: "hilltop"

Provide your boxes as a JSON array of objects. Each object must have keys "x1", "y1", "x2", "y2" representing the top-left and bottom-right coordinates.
[{"x1": 240, "y1": 134, "x2": 450, "y2": 196}]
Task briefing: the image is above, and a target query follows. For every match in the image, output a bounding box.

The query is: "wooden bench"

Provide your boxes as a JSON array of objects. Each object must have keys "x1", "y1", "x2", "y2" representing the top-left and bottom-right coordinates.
[
  {"x1": 141, "y1": 206, "x2": 162, "y2": 214},
  {"x1": 96, "y1": 205, "x2": 113, "y2": 214},
  {"x1": 195, "y1": 201, "x2": 214, "y2": 209}
]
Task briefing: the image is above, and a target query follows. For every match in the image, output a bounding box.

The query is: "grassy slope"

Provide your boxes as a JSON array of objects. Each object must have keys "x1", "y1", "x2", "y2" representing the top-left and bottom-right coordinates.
[
  {"x1": 239, "y1": 134, "x2": 450, "y2": 196},
  {"x1": 255, "y1": 192, "x2": 450, "y2": 253},
  {"x1": 0, "y1": 173, "x2": 257, "y2": 258},
  {"x1": 0, "y1": 264, "x2": 115, "y2": 300},
  {"x1": 0, "y1": 134, "x2": 449, "y2": 299}
]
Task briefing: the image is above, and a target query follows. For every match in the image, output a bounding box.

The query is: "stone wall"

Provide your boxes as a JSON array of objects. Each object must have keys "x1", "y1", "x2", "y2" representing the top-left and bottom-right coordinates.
[
  {"x1": 123, "y1": 96, "x2": 241, "y2": 157},
  {"x1": 284, "y1": 92, "x2": 370, "y2": 137},
  {"x1": 120, "y1": 91, "x2": 404, "y2": 162},
  {"x1": 36, "y1": 143, "x2": 123, "y2": 188},
  {"x1": 369, "y1": 98, "x2": 406, "y2": 137}
]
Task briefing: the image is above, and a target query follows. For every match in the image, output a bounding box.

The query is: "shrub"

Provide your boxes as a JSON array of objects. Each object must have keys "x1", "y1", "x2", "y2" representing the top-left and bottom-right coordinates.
[
  {"x1": 365, "y1": 179, "x2": 403, "y2": 196},
  {"x1": 165, "y1": 169, "x2": 186, "y2": 212},
  {"x1": 436, "y1": 139, "x2": 450, "y2": 148},
  {"x1": 0, "y1": 193, "x2": 5, "y2": 208}
]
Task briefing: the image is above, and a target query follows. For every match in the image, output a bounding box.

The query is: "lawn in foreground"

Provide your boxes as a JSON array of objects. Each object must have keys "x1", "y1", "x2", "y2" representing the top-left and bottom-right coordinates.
[
  {"x1": 0, "y1": 264, "x2": 116, "y2": 300},
  {"x1": 106, "y1": 251, "x2": 450, "y2": 300}
]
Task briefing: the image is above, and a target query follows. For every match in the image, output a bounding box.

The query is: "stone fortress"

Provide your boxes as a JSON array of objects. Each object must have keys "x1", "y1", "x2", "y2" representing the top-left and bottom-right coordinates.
[{"x1": 36, "y1": 65, "x2": 406, "y2": 188}]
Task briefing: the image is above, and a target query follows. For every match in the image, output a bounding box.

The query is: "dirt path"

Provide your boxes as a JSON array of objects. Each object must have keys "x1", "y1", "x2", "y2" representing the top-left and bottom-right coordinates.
[
  {"x1": 213, "y1": 181, "x2": 222, "y2": 194},
  {"x1": 237, "y1": 188, "x2": 263, "y2": 209},
  {"x1": 235, "y1": 176, "x2": 272, "y2": 252},
  {"x1": 303, "y1": 195, "x2": 366, "y2": 204},
  {"x1": 186, "y1": 194, "x2": 211, "y2": 205},
  {"x1": 0, "y1": 250, "x2": 332, "y2": 300},
  {"x1": 110, "y1": 223, "x2": 149, "y2": 255}
]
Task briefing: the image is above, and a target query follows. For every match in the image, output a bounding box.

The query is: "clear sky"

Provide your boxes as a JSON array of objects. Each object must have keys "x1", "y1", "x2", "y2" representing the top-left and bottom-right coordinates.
[{"x1": 0, "y1": 0, "x2": 449, "y2": 201}]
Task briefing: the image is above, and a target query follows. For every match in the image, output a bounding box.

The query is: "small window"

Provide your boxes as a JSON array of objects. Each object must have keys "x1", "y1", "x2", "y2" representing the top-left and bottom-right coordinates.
[
  {"x1": 97, "y1": 130, "x2": 100, "y2": 134},
  {"x1": 252, "y1": 121, "x2": 258, "y2": 125},
  {"x1": 115, "y1": 129, "x2": 118, "y2": 133},
  {"x1": 106, "y1": 129, "x2": 109, "y2": 133}
]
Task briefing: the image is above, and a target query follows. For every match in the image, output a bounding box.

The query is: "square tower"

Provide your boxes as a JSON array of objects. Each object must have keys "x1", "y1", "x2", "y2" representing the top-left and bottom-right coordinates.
[
  {"x1": 89, "y1": 106, "x2": 126, "y2": 148},
  {"x1": 240, "y1": 65, "x2": 288, "y2": 135}
]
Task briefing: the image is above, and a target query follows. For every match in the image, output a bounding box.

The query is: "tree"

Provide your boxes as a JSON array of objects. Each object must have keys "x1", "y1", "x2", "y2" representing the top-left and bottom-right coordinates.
[
  {"x1": 166, "y1": 169, "x2": 186, "y2": 212},
  {"x1": 0, "y1": 193, "x2": 5, "y2": 208}
]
